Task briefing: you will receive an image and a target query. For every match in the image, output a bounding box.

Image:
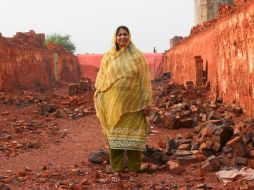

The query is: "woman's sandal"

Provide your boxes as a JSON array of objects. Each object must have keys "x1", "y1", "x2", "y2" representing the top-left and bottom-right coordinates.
[{"x1": 110, "y1": 172, "x2": 121, "y2": 183}]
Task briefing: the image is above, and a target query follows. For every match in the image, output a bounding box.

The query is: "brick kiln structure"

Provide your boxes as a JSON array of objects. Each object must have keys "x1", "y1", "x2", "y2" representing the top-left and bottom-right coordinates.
[
  {"x1": 164, "y1": 0, "x2": 254, "y2": 116},
  {"x1": 195, "y1": 0, "x2": 234, "y2": 25},
  {"x1": 0, "y1": 30, "x2": 81, "y2": 91}
]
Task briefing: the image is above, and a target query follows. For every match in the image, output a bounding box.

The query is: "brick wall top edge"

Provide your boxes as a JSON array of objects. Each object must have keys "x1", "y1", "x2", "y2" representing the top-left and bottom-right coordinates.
[
  {"x1": 0, "y1": 30, "x2": 73, "y2": 55},
  {"x1": 168, "y1": 0, "x2": 253, "y2": 52}
]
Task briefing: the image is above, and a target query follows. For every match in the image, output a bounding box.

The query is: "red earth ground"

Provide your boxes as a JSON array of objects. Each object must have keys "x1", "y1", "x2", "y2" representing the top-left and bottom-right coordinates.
[{"x1": 0, "y1": 86, "x2": 249, "y2": 190}]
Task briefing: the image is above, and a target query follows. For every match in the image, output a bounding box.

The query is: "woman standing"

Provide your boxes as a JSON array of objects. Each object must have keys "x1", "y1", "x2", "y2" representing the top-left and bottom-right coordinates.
[{"x1": 94, "y1": 26, "x2": 152, "y2": 181}]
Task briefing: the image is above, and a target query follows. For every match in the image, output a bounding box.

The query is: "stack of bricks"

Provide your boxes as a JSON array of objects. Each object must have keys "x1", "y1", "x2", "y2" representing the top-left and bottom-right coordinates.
[
  {"x1": 13, "y1": 30, "x2": 45, "y2": 48},
  {"x1": 170, "y1": 36, "x2": 184, "y2": 48},
  {"x1": 78, "y1": 76, "x2": 92, "y2": 93},
  {"x1": 68, "y1": 83, "x2": 78, "y2": 96},
  {"x1": 194, "y1": 56, "x2": 204, "y2": 88},
  {"x1": 185, "y1": 81, "x2": 194, "y2": 90},
  {"x1": 67, "y1": 76, "x2": 92, "y2": 96}
]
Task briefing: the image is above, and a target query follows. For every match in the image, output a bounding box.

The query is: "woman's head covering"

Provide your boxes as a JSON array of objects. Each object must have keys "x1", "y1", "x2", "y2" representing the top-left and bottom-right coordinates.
[
  {"x1": 114, "y1": 26, "x2": 131, "y2": 51},
  {"x1": 106, "y1": 26, "x2": 140, "y2": 60}
]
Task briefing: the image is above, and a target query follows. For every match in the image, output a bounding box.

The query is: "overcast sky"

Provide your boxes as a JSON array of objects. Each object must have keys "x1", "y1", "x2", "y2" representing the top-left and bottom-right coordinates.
[{"x1": 0, "y1": 0, "x2": 194, "y2": 54}]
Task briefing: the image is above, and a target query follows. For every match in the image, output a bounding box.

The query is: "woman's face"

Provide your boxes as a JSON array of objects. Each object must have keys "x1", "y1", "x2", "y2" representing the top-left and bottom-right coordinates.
[{"x1": 116, "y1": 28, "x2": 129, "y2": 49}]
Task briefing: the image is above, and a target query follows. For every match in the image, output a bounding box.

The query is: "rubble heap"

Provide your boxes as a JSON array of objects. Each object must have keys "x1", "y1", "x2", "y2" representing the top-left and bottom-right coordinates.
[{"x1": 146, "y1": 77, "x2": 254, "y2": 174}]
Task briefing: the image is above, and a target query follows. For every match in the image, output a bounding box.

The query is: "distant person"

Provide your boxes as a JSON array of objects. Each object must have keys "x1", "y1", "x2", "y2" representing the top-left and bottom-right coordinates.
[
  {"x1": 153, "y1": 46, "x2": 157, "y2": 53},
  {"x1": 94, "y1": 26, "x2": 152, "y2": 182}
]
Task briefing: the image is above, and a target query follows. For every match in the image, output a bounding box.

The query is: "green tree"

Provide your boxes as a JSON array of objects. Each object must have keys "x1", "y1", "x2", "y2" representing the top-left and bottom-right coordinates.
[{"x1": 46, "y1": 33, "x2": 76, "y2": 53}]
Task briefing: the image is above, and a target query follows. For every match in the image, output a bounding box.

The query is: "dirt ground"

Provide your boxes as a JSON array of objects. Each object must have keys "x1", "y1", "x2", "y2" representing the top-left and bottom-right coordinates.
[{"x1": 0, "y1": 86, "x2": 248, "y2": 190}]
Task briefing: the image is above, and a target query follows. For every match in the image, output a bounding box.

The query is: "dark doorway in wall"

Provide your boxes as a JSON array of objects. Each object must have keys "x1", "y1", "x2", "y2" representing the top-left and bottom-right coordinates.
[
  {"x1": 194, "y1": 55, "x2": 203, "y2": 87},
  {"x1": 194, "y1": 55, "x2": 209, "y2": 88},
  {"x1": 203, "y1": 60, "x2": 208, "y2": 86}
]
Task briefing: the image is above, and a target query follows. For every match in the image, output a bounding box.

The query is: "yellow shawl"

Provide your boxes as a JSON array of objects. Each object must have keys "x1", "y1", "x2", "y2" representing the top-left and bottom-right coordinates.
[{"x1": 94, "y1": 30, "x2": 152, "y2": 135}]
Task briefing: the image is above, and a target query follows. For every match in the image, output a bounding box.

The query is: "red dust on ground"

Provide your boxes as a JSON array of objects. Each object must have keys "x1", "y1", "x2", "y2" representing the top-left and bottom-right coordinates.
[{"x1": 0, "y1": 83, "x2": 252, "y2": 190}]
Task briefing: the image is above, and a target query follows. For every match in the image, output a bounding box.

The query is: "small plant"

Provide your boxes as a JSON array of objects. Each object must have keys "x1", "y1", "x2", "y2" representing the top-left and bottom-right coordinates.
[{"x1": 46, "y1": 33, "x2": 76, "y2": 54}]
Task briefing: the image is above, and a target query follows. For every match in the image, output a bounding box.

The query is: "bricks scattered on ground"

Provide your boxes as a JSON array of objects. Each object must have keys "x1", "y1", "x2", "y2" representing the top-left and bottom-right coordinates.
[
  {"x1": 1, "y1": 76, "x2": 254, "y2": 189},
  {"x1": 144, "y1": 77, "x2": 254, "y2": 180}
]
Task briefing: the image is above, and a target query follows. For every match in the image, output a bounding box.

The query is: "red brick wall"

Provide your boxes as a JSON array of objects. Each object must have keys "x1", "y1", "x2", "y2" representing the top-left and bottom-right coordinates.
[
  {"x1": 0, "y1": 47, "x2": 53, "y2": 90},
  {"x1": 164, "y1": 1, "x2": 254, "y2": 116},
  {"x1": 0, "y1": 31, "x2": 81, "y2": 91}
]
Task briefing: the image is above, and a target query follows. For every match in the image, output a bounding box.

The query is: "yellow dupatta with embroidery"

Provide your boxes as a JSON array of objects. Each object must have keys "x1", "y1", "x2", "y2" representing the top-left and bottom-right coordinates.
[{"x1": 94, "y1": 29, "x2": 152, "y2": 150}]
